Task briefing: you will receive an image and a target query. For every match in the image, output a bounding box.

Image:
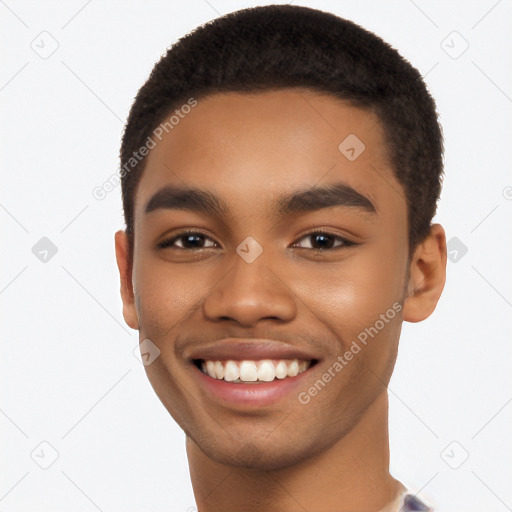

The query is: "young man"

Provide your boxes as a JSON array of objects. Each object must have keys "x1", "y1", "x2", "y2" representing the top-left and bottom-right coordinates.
[{"x1": 115, "y1": 5, "x2": 446, "y2": 511}]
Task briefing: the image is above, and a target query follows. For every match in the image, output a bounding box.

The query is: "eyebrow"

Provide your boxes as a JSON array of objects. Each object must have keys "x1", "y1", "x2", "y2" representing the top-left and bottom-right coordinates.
[{"x1": 144, "y1": 182, "x2": 377, "y2": 218}]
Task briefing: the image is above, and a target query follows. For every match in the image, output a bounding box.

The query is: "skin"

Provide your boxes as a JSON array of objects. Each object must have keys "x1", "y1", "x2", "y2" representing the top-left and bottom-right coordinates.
[{"x1": 115, "y1": 88, "x2": 447, "y2": 511}]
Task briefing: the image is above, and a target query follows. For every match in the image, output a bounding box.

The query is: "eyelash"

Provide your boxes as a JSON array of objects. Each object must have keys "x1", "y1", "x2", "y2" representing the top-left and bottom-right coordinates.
[{"x1": 157, "y1": 229, "x2": 357, "y2": 251}]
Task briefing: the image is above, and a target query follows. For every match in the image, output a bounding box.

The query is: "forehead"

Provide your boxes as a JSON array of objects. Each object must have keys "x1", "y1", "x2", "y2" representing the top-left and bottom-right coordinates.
[{"x1": 134, "y1": 88, "x2": 402, "y2": 220}]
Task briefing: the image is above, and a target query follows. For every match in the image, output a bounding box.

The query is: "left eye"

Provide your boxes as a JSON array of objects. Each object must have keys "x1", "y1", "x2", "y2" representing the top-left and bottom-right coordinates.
[{"x1": 292, "y1": 232, "x2": 355, "y2": 250}]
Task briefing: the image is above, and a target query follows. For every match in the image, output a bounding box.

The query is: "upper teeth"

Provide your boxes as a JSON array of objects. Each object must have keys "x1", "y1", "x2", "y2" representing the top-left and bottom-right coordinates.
[{"x1": 201, "y1": 359, "x2": 311, "y2": 382}]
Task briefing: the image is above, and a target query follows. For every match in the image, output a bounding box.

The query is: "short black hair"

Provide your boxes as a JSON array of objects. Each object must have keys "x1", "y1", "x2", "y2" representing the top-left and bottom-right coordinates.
[{"x1": 120, "y1": 4, "x2": 444, "y2": 259}]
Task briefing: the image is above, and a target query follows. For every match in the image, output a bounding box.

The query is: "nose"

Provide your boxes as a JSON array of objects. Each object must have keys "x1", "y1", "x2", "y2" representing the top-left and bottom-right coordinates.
[{"x1": 202, "y1": 250, "x2": 297, "y2": 327}]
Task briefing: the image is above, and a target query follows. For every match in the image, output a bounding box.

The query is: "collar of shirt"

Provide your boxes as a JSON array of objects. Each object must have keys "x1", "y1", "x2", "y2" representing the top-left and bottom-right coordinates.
[{"x1": 377, "y1": 484, "x2": 433, "y2": 512}]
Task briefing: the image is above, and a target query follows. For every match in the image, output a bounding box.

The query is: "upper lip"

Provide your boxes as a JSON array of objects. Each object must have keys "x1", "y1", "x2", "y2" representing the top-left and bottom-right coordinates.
[{"x1": 187, "y1": 339, "x2": 320, "y2": 362}]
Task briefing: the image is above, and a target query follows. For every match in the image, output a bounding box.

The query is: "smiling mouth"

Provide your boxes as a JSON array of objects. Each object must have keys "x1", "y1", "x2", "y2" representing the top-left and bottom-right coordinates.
[{"x1": 193, "y1": 358, "x2": 317, "y2": 383}]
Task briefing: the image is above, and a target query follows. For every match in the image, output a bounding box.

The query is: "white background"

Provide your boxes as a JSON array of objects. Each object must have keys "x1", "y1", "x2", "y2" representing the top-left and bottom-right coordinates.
[{"x1": 1, "y1": 0, "x2": 511, "y2": 510}]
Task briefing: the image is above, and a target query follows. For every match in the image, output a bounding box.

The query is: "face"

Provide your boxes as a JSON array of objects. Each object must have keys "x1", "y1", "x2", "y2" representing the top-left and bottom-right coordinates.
[{"x1": 120, "y1": 89, "x2": 413, "y2": 470}]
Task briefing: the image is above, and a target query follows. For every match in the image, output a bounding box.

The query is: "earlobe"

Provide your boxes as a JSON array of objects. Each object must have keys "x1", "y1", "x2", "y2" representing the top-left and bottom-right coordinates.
[
  {"x1": 114, "y1": 230, "x2": 140, "y2": 330},
  {"x1": 402, "y1": 224, "x2": 447, "y2": 323}
]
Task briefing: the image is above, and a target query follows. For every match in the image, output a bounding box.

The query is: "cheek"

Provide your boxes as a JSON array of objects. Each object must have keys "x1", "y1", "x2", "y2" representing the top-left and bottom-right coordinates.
[
  {"x1": 288, "y1": 259, "x2": 402, "y2": 413},
  {"x1": 296, "y1": 255, "x2": 404, "y2": 406},
  {"x1": 134, "y1": 258, "x2": 211, "y2": 340},
  {"x1": 290, "y1": 249, "x2": 405, "y2": 347}
]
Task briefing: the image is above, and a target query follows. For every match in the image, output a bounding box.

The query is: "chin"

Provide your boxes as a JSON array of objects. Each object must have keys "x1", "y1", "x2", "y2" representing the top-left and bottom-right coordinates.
[{"x1": 193, "y1": 432, "x2": 328, "y2": 472}]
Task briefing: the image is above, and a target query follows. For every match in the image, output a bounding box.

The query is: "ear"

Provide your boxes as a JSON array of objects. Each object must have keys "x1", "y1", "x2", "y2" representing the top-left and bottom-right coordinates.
[
  {"x1": 402, "y1": 223, "x2": 447, "y2": 323},
  {"x1": 114, "y1": 230, "x2": 139, "y2": 330}
]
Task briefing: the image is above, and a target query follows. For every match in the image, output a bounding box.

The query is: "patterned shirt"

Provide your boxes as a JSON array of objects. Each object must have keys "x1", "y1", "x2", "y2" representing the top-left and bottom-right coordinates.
[
  {"x1": 378, "y1": 485, "x2": 433, "y2": 512},
  {"x1": 400, "y1": 493, "x2": 432, "y2": 511}
]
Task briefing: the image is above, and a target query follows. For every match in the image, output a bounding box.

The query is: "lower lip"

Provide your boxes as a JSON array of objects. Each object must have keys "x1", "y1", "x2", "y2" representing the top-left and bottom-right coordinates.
[{"x1": 191, "y1": 363, "x2": 316, "y2": 408}]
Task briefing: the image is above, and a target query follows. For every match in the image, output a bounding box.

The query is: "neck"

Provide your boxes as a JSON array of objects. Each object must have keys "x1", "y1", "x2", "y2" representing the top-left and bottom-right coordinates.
[{"x1": 186, "y1": 391, "x2": 402, "y2": 512}]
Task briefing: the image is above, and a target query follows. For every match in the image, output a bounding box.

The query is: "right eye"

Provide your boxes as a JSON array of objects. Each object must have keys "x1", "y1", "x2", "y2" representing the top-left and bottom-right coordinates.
[{"x1": 157, "y1": 231, "x2": 218, "y2": 250}]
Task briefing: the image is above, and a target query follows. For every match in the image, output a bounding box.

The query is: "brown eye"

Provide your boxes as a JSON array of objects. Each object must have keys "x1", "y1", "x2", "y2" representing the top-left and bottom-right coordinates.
[
  {"x1": 158, "y1": 231, "x2": 217, "y2": 250},
  {"x1": 293, "y1": 232, "x2": 355, "y2": 250}
]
